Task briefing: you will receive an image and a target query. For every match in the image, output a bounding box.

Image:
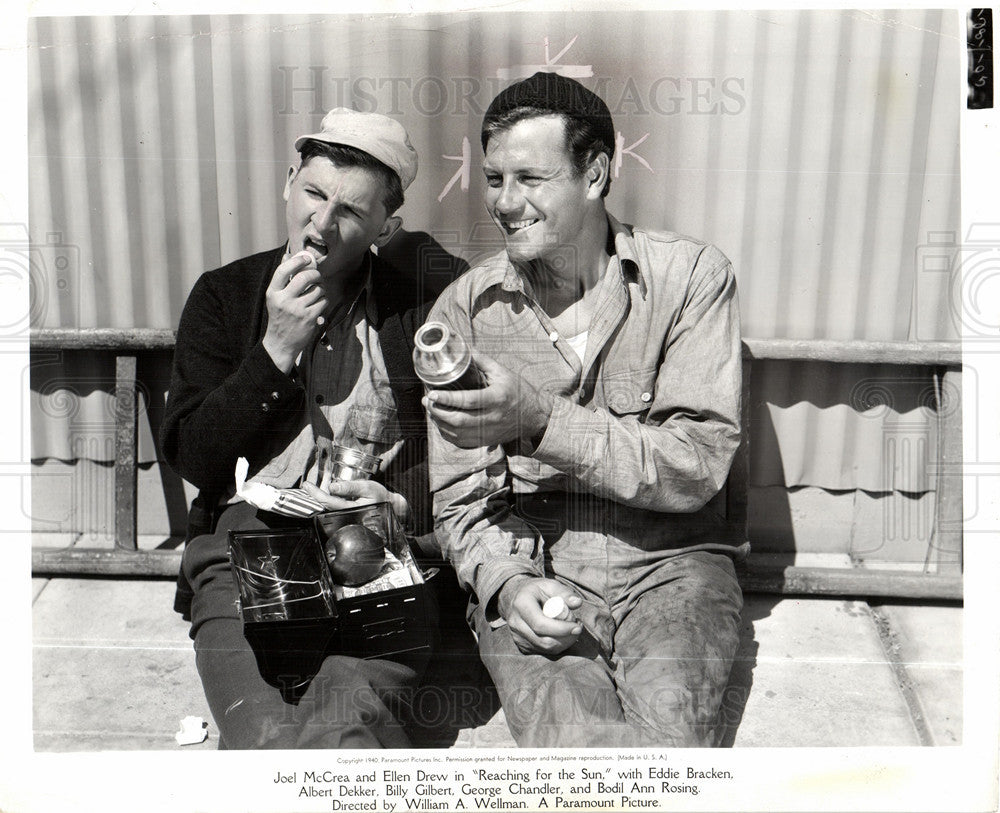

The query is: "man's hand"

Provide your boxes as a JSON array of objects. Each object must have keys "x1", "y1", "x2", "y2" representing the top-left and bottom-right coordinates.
[
  {"x1": 501, "y1": 577, "x2": 583, "y2": 655},
  {"x1": 301, "y1": 480, "x2": 409, "y2": 523},
  {"x1": 423, "y1": 354, "x2": 554, "y2": 448},
  {"x1": 262, "y1": 251, "x2": 329, "y2": 374}
]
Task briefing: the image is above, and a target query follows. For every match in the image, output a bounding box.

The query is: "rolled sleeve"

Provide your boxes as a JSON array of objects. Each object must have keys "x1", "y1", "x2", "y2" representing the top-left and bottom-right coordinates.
[{"x1": 425, "y1": 296, "x2": 545, "y2": 614}]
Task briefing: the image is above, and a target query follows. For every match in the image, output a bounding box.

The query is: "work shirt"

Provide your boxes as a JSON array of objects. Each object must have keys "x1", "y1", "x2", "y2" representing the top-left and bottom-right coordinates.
[
  {"x1": 426, "y1": 214, "x2": 747, "y2": 615},
  {"x1": 248, "y1": 253, "x2": 403, "y2": 490}
]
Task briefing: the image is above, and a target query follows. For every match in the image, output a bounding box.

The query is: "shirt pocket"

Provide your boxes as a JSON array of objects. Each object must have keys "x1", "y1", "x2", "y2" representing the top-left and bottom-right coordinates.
[{"x1": 602, "y1": 366, "x2": 658, "y2": 419}]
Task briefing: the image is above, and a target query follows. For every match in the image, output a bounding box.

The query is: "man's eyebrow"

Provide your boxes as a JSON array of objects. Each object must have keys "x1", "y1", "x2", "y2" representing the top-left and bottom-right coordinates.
[
  {"x1": 326, "y1": 195, "x2": 373, "y2": 217},
  {"x1": 482, "y1": 162, "x2": 560, "y2": 175},
  {"x1": 310, "y1": 178, "x2": 374, "y2": 215},
  {"x1": 340, "y1": 197, "x2": 373, "y2": 215}
]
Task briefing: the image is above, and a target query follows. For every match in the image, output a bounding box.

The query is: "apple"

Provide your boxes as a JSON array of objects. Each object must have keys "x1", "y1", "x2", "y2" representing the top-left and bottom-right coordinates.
[{"x1": 325, "y1": 524, "x2": 386, "y2": 586}]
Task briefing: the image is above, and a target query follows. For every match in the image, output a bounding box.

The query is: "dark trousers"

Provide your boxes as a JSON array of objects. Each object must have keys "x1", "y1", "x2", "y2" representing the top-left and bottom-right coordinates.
[{"x1": 183, "y1": 501, "x2": 428, "y2": 749}]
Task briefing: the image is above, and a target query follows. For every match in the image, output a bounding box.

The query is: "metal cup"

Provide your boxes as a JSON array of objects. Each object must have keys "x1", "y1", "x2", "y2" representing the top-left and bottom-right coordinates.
[{"x1": 329, "y1": 445, "x2": 382, "y2": 481}]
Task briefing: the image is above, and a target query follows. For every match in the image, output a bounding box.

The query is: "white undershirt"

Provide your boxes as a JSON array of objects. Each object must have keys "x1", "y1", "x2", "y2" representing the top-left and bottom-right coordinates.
[{"x1": 565, "y1": 331, "x2": 589, "y2": 364}]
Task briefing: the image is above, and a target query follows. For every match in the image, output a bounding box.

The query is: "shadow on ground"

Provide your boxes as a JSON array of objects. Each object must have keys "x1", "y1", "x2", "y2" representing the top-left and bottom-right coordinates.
[{"x1": 717, "y1": 593, "x2": 779, "y2": 747}]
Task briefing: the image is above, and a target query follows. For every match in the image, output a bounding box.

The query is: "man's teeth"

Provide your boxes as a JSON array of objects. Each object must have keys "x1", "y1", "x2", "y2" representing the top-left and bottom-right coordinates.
[{"x1": 505, "y1": 219, "x2": 537, "y2": 232}]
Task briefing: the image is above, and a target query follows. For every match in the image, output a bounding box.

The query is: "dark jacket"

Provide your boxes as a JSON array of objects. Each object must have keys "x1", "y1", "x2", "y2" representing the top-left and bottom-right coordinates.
[{"x1": 161, "y1": 246, "x2": 434, "y2": 537}]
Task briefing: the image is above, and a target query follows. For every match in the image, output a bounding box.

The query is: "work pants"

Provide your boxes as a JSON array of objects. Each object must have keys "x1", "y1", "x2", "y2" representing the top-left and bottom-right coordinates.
[{"x1": 474, "y1": 543, "x2": 743, "y2": 748}]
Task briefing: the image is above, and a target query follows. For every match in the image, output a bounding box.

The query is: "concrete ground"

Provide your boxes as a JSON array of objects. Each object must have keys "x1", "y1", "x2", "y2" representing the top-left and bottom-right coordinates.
[{"x1": 31, "y1": 538, "x2": 962, "y2": 751}]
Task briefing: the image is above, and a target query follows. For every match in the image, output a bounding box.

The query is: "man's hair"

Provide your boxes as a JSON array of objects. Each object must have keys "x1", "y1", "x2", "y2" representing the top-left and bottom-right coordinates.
[
  {"x1": 480, "y1": 72, "x2": 616, "y2": 198},
  {"x1": 297, "y1": 139, "x2": 405, "y2": 215}
]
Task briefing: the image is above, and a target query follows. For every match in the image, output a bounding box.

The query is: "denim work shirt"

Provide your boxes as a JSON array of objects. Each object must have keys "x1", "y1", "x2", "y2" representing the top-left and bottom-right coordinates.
[{"x1": 426, "y1": 215, "x2": 747, "y2": 615}]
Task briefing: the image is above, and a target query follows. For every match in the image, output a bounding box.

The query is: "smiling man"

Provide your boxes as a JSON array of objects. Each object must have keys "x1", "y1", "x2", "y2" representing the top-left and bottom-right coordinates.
[
  {"x1": 161, "y1": 109, "x2": 434, "y2": 749},
  {"x1": 423, "y1": 73, "x2": 748, "y2": 747}
]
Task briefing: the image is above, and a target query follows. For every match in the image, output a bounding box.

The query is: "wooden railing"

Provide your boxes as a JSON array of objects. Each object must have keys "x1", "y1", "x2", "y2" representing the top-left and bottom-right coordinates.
[{"x1": 29, "y1": 329, "x2": 963, "y2": 600}]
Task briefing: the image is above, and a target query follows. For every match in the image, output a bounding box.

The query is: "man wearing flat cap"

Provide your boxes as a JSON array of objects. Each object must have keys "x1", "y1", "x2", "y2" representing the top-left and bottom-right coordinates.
[
  {"x1": 424, "y1": 72, "x2": 747, "y2": 747},
  {"x1": 162, "y1": 109, "x2": 434, "y2": 749}
]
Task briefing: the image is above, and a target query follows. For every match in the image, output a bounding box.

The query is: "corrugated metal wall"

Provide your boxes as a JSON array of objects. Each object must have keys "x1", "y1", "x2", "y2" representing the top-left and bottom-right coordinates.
[{"x1": 29, "y1": 10, "x2": 960, "y2": 495}]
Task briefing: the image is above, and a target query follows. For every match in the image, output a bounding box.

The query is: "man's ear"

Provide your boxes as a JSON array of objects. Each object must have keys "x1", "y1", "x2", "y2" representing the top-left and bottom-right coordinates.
[
  {"x1": 585, "y1": 152, "x2": 610, "y2": 200},
  {"x1": 372, "y1": 215, "x2": 402, "y2": 249},
  {"x1": 282, "y1": 165, "x2": 298, "y2": 202}
]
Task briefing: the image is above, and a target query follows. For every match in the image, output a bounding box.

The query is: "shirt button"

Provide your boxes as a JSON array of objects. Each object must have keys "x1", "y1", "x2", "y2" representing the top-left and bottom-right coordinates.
[
  {"x1": 315, "y1": 394, "x2": 324, "y2": 404},
  {"x1": 271, "y1": 391, "x2": 280, "y2": 401},
  {"x1": 548, "y1": 331, "x2": 559, "y2": 343},
  {"x1": 640, "y1": 392, "x2": 652, "y2": 403},
  {"x1": 261, "y1": 403, "x2": 270, "y2": 412}
]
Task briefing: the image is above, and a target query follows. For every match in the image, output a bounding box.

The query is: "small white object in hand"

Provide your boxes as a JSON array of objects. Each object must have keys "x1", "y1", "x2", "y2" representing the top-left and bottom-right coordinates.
[
  {"x1": 175, "y1": 716, "x2": 208, "y2": 746},
  {"x1": 542, "y1": 596, "x2": 568, "y2": 619}
]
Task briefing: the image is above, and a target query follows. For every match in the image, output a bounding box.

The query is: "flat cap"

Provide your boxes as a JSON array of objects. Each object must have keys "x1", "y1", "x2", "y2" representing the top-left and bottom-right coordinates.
[{"x1": 295, "y1": 108, "x2": 418, "y2": 190}]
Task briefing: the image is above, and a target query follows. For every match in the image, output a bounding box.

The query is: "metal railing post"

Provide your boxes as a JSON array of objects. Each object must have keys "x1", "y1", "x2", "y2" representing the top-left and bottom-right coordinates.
[{"x1": 113, "y1": 354, "x2": 139, "y2": 552}]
